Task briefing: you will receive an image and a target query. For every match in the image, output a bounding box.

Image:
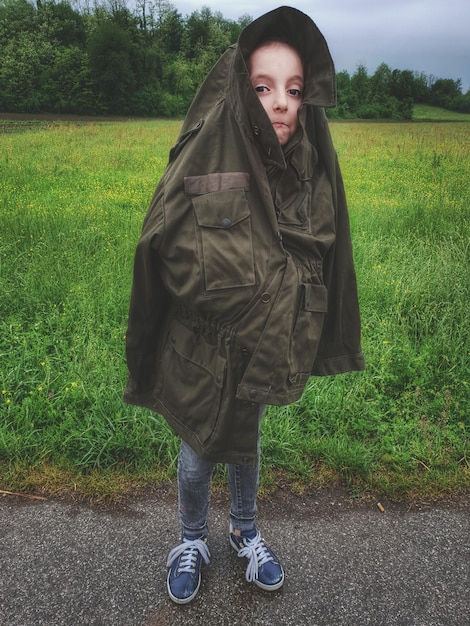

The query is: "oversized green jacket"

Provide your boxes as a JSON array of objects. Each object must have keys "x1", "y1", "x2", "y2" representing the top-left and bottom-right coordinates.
[{"x1": 124, "y1": 7, "x2": 365, "y2": 465}]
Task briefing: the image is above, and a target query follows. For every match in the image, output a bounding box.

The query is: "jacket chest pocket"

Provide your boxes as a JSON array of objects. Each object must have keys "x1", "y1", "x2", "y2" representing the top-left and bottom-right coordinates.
[{"x1": 192, "y1": 188, "x2": 256, "y2": 292}]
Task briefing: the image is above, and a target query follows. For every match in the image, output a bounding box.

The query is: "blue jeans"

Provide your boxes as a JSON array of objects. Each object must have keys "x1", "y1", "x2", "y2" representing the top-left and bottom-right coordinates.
[{"x1": 177, "y1": 406, "x2": 264, "y2": 538}]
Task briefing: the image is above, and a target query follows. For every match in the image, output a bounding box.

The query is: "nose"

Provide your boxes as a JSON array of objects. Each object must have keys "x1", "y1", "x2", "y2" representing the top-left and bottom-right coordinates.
[{"x1": 273, "y1": 89, "x2": 287, "y2": 111}]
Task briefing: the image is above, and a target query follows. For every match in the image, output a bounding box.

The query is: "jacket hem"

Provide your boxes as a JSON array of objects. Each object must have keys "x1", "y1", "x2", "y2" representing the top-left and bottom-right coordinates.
[
  {"x1": 311, "y1": 352, "x2": 365, "y2": 377},
  {"x1": 122, "y1": 392, "x2": 259, "y2": 466}
]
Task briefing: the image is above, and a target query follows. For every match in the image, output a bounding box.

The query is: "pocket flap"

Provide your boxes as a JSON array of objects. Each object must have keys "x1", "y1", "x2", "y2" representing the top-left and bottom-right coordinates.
[
  {"x1": 184, "y1": 172, "x2": 250, "y2": 196},
  {"x1": 303, "y1": 284, "x2": 328, "y2": 313},
  {"x1": 192, "y1": 188, "x2": 250, "y2": 229}
]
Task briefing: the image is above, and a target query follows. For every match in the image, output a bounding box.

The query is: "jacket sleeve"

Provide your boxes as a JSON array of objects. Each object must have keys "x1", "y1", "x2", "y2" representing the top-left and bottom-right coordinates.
[
  {"x1": 311, "y1": 112, "x2": 365, "y2": 375},
  {"x1": 124, "y1": 184, "x2": 170, "y2": 394}
]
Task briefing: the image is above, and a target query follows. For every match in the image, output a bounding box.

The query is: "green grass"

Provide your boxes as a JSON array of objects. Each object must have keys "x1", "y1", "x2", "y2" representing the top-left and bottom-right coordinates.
[
  {"x1": 1, "y1": 115, "x2": 469, "y2": 500},
  {"x1": 413, "y1": 104, "x2": 470, "y2": 122}
]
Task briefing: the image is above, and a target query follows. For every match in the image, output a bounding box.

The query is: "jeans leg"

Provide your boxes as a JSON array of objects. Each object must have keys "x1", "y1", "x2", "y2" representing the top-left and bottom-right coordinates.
[
  {"x1": 177, "y1": 439, "x2": 215, "y2": 538},
  {"x1": 228, "y1": 405, "x2": 264, "y2": 533}
]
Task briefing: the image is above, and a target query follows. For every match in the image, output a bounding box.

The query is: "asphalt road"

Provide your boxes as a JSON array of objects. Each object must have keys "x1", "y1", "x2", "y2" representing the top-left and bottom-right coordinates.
[{"x1": 1, "y1": 485, "x2": 469, "y2": 626}]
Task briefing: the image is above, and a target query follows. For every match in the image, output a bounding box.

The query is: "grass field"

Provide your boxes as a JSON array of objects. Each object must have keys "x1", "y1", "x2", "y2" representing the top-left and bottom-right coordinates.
[{"x1": 1, "y1": 111, "x2": 469, "y2": 500}]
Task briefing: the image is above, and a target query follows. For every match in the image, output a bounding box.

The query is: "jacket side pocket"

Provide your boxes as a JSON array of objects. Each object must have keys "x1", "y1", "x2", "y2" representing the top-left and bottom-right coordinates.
[
  {"x1": 192, "y1": 188, "x2": 256, "y2": 292},
  {"x1": 288, "y1": 283, "x2": 328, "y2": 384},
  {"x1": 156, "y1": 318, "x2": 226, "y2": 445}
]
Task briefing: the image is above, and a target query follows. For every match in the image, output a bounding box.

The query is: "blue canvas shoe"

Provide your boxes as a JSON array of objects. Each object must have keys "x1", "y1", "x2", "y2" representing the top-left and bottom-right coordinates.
[
  {"x1": 166, "y1": 536, "x2": 210, "y2": 604},
  {"x1": 229, "y1": 524, "x2": 284, "y2": 591}
]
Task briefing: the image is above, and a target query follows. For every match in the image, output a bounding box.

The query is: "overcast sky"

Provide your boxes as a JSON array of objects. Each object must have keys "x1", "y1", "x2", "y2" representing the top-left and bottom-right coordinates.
[{"x1": 173, "y1": 0, "x2": 470, "y2": 91}]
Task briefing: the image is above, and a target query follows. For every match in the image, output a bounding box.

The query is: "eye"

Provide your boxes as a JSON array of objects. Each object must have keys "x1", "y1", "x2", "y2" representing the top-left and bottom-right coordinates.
[
  {"x1": 288, "y1": 88, "x2": 302, "y2": 97},
  {"x1": 254, "y1": 85, "x2": 269, "y2": 93}
]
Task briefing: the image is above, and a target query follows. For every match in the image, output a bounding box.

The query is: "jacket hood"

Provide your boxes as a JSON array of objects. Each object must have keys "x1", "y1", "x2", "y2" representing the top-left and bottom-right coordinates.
[
  {"x1": 180, "y1": 6, "x2": 336, "y2": 147},
  {"x1": 238, "y1": 6, "x2": 336, "y2": 107}
]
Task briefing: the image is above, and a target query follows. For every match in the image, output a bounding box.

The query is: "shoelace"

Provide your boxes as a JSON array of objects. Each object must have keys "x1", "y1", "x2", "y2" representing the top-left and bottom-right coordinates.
[
  {"x1": 166, "y1": 538, "x2": 211, "y2": 574},
  {"x1": 236, "y1": 532, "x2": 274, "y2": 583}
]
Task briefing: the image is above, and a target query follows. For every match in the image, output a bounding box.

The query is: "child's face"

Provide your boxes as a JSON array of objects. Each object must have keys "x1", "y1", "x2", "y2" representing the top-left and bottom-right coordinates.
[{"x1": 249, "y1": 42, "x2": 304, "y2": 146}]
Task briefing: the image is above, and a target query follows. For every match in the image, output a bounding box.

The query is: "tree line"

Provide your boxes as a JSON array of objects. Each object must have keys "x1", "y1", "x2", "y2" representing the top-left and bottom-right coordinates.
[{"x1": 0, "y1": 0, "x2": 468, "y2": 119}]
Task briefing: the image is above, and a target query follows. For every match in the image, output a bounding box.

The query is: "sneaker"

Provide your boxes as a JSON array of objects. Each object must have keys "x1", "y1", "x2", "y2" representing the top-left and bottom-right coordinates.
[
  {"x1": 229, "y1": 524, "x2": 284, "y2": 591},
  {"x1": 166, "y1": 536, "x2": 210, "y2": 604}
]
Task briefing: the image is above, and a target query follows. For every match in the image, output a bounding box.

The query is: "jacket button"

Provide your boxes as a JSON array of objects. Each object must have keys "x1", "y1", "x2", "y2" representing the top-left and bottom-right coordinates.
[
  {"x1": 261, "y1": 293, "x2": 271, "y2": 303},
  {"x1": 249, "y1": 389, "x2": 257, "y2": 399},
  {"x1": 221, "y1": 217, "x2": 232, "y2": 229},
  {"x1": 253, "y1": 125, "x2": 260, "y2": 136}
]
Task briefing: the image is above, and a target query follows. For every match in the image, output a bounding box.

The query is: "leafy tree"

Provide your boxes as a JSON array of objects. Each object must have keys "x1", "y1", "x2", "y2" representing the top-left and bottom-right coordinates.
[
  {"x1": 88, "y1": 19, "x2": 136, "y2": 113},
  {"x1": 182, "y1": 7, "x2": 231, "y2": 62},
  {"x1": 161, "y1": 54, "x2": 194, "y2": 114},
  {"x1": 412, "y1": 71, "x2": 430, "y2": 103},
  {"x1": 456, "y1": 91, "x2": 470, "y2": 113},
  {"x1": 328, "y1": 70, "x2": 353, "y2": 118},
  {"x1": 390, "y1": 69, "x2": 415, "y2": 100},
  {"x1": 0, "y1": 0, "x2": 36, "y2": 44},
  {"x1": 0, "y1": 30, "x2": 56, "y2": 111},
  {"x1": 351, "y1": 64, "x2": 370, "y2": 100},
  {"x1": 37, "y1": 0, "x2": 86, "y2": 46},
  {"x1": 157, "y1": 7, "x2": 184, "y2": 54},
  {"x1": 371, "y1": 63, "x2": 392, "y2": 100},
  {"x1": 429, "y1": 78, "x2": 463, "y2": 109},
  {"x1": 47, "y1": 46, "x2": 95, "y2": 114}
]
